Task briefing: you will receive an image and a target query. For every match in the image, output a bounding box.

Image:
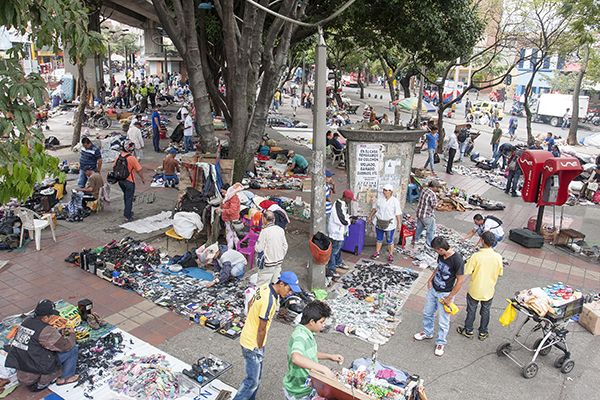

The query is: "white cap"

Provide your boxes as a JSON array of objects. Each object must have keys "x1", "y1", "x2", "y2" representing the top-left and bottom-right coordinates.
[{"x1": 382, "y1": 184, "x2": 394, "y2": 192}]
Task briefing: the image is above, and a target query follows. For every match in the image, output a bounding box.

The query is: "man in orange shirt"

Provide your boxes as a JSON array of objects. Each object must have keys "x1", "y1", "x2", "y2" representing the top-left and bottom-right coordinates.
[{"x1": 114, "y1": 140, "x2": 145, "y2": 222}]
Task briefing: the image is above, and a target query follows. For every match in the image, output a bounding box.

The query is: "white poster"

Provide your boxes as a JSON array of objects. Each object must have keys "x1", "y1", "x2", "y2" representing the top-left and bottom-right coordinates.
[{"x1": 355, "y1": 143, "x2": 383, "y2": 191}]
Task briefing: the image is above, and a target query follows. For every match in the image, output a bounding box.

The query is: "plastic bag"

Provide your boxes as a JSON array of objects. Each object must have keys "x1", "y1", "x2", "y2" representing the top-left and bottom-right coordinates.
[{"x1": 499, "y1": 300, "x2": 517, "y2": 327}]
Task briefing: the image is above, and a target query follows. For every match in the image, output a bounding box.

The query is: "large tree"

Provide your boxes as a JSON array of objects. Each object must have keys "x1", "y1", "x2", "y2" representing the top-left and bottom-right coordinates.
[{"x1": 0, "y1": 0, "x2": 102, "y2": 203}]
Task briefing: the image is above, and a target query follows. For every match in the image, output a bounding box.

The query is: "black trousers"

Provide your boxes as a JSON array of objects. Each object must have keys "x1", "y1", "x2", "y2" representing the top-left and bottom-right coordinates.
[{"x1": 446, "y1": 148, "x2": 457, "y2": 173}]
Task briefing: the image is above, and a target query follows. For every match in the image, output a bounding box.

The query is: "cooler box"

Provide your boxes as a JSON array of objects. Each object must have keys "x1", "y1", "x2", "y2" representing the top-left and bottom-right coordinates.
[
  {"x1": 509, "y1": 228, "x2": 544, "y2": 248},
  {"x1": 342, "y1": 218, "x2": 365, "y2": 255}
]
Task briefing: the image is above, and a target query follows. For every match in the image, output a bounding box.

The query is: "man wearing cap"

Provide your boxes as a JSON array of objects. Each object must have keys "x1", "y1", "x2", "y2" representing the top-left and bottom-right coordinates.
[
  {"x1": 286, "y1": 150, "x2": 309, "y2": 175},
  {"x1": 234, "y1": 272, "x2": 301, "y2": 400},
  {"x1": 326, "y1": 190, "x2": 355, "y2": 278},
  {"x1": 255, "y1": 210, "x2": 288, "y2": 287},
  {"x1": 368, "y1": 184, "x2": 402, "y2": 263},
  {"x1": 162, "y1": 148, "x2": 180, "y2": 187},
  {"x1": 203, "y1": 244, "x2": 247, "y2": 288},
  {"x1": 126, "y1": 119, "x2": 144, "y2": 160},
  {"x1": 5, "y1": 300, "x2": 79, "y2": 391}
]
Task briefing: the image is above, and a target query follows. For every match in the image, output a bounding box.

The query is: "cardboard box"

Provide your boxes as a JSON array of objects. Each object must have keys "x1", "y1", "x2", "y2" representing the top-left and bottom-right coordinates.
[{"x1": 579, "y1": 301, "x2": 600, "y2": 335}]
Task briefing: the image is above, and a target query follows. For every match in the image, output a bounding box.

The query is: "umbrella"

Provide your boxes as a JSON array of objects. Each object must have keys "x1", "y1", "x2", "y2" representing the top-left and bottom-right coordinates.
[{"x1": 392, "y1": 97, "x2": 437, "y2": 112}]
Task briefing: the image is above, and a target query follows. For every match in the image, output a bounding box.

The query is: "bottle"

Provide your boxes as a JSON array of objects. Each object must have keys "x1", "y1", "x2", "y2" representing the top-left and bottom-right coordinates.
[{"x1": 378, "y1": 293, "x2": 385, "y2": 308}]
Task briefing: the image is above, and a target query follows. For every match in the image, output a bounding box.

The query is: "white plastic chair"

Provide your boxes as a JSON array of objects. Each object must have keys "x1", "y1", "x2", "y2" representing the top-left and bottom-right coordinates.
[{"x1": 15, "y1": 207, "x2": 56, "y2": 251}]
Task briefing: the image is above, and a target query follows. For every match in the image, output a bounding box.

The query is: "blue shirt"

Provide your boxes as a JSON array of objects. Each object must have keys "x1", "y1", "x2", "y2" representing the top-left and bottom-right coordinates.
[
  {"x1": 151, "y1": 111, "x2": 161, "y2": 129},
  {"x1": 544, "y1": 137, "x2": 555, "y2": 151},
  {"x1": 79, "y1": 144, "x2": 101, "y2": 170},
  {"x1": 426, "y1": 132, "x2": 438, "y2": 150}
]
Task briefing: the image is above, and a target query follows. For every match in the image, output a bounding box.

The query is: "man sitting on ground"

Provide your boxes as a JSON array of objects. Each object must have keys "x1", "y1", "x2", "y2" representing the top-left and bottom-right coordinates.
[
  {"x1": 162, "y1": 148, "x2": 180, "y2": 187},
  {"x1": 286, "y1": 150, "x2": 309, "y2": 175},
  {"x1": 5, "y1": 300, "x2": 79, "y2": 391},
  {"x1": 76, "y1": 166, "x2": 104, "y2": 209}
]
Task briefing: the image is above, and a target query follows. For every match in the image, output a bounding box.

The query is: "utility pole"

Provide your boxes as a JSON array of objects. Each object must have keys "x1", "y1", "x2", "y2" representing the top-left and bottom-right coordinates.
[
  {"x1": 301, "y1": 52, "x2": 307, "y2": 100},
  {"x1": 415, "y1": 74, "x2": 424, "y2": 127},
  {"x1": 309, "y1": 27, "x2": 327, "y2": 290},
  {"x1": 107, "y1": 41, "x2": 113, "y2": 90}
]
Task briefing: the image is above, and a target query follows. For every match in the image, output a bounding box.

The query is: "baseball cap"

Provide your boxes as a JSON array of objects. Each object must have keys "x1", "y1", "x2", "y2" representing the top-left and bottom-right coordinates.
[
  {"x1": 342, "y1": 189, "x2": 355, "y2": 201},
  {"x1": 325, "y1": 170, "x2": 334, "y2": 177},
  {"x1": 35, "y1": 299, "x2": 59, "y2": 317},
  {"x1": 169, "y1": 148, "x2": 178, "y2": 155},
  {"x1": 382, "y1": 184, "x2": 394, "y2": 192},
  {"x1": 279, "y1": 271, "x2": 302, "y2": 293}
]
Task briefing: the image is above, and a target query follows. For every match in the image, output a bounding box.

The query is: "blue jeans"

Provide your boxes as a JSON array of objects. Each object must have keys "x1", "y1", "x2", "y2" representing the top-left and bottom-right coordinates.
[
  {"x1": 233, "y1": 347, "x2": 264, "y2": 400},
  {"x1": 57, "y1": 345, "x2": 78, "y2": 378},
  {"x1": 424, "y1": 149, "x2": 435, "y2": 171},
  {"x1": 184, "y1": 135, "x2": 193, "y2": 152},
  {"x1": 118, "y1": 180, "x2": 135, "y2": 220},
  {"x1": 327, "y1": 239, "x2": 344, "y2": 273},
  {"x1": 152, "y1": 126, "x2": 160, "y2": 152},
  {"x1": 78, "y1": 169, "x2": 88, "y2": 187},
  {"x1": 422, "y1": 288, "x2": 452, "y2": 345},
  {"x1": 491, "y1": 143, "x2": 499, "y2": 156},
  {"x1": 458, "y1": 141, "x2": 468, "y2": 161},
  {"x1": 464, "y1": 293, "x2": 493, "y2": 334},
  {"x1": 416, "y1": 216, "x2": 436, "y2": 246},
  {"x1": 375, "y1": 228, "x2": 395, "y2": 244}
]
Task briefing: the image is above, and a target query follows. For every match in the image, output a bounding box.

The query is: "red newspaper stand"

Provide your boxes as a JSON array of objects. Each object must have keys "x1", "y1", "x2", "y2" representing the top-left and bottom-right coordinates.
[
  {"x1": 538, "y1": 157, "x2": 583, "y2": 206},
  {"x1": 518, "y1": 150, "x2": 553, "y2": 203}
]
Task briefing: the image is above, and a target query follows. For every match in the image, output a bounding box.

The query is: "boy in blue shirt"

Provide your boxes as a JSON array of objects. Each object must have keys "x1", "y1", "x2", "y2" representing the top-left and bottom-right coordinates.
[
  {"x1": 544, "y1": 132, "x2": 555, "y2": 152},
  {"x1": 422, "y1": 126, "x2": 438, "y2": 174}
]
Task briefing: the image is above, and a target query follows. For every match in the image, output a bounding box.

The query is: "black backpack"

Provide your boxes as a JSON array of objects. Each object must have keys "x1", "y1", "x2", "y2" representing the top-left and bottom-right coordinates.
[
  {"x1": 179, "y1": 187, "x2": 208, "y2": 214},
  {"x1": 113, "y1": 154, "x2": 131, "y2": 181},
  {"x1": 485, "y1": 215, "x2": 503, "y2": 228},
  {"x1": 176, "y1": 109, "x2": 182, "y2": 120},
  {"x1": 457, "y1": 128, "x2": 468, "y2": 143}
]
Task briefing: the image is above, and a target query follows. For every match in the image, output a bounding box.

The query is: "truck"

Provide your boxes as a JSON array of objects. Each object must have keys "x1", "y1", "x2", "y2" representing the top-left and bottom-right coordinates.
[{"x1": 533, "y1": 93, "x2": 589, "y2": 127}]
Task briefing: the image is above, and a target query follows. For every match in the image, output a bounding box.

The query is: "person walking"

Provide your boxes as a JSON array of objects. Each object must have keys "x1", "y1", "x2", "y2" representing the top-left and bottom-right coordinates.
[
  {"x1": 368, "y1": 184, "x2": 402, "y2": 263},
  {"x1": 255, "y1": 210, "x2": 288, "y2": 286},
  {"x1": 126, "y1": 120, "x2": 144, "y2": 161},
  {"x1": 234, "y1": 272, "x2": 302, "y2": 400},
  {"x1": 290, "y1": 94, "x2": 300, "y2": 117},
  {"x1": 415, "y1": 181, "x2": 440, "y2": 246},
  {"x1": 456, "y1": 231, "x2": 503, "y2": 341},
  {"x1": 327, "y1": 190, "x2": 355, "y2": 278},
  {"x1": 457, "y1": 124, "x2": 471, "y2": 162},
  {"x1": 151, "y1": 105, "x2": 162, "y2": 152},
  {"x1": 78, "y1": 137, "x2": 103, "y2": 188},
  {"x1": 148, "y1": 81, "x2": 156, "y2": 108},
  {"x1": 491, "y1": 122, "x2": 502, "y2": 156},
  {"x1": 561, "y1": 108, "x2": 570, "y2": 129},
  {"x1": 422, "y1": 125, "x2": 438, "y2": 174},
  {"x1": 183, "y1": 111, "x2": 194, "y2": 152},
  {"x1": 114, "y1": 140, "x2": 145, "y2": 222},
  {"x1": 507, "y1": 115, "x2": 518, "y2": 140},
  {"x1": 445, "y1": 128, "x2": 459, "y2": 174},
  {"x1": 414, "y1": 236, "x2": 465, "y2": 357},
  {"x1": 464, "y1": 99, "x2": 472, "y2": 118}
]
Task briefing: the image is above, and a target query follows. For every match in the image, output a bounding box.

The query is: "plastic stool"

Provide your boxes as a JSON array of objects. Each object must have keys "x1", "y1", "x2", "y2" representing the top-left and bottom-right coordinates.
[
  {"x1": 406, "y1": 183, "x2": 420, "y2": 203},
  {"x1": 399, "y1": 224, "x2": 416, "y2": 248}
]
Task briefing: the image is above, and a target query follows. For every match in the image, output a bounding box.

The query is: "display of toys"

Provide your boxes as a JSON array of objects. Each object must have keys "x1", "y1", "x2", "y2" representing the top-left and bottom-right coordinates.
[{"x1": 59, "y1": 305, "x2": 82, "y2": 329}]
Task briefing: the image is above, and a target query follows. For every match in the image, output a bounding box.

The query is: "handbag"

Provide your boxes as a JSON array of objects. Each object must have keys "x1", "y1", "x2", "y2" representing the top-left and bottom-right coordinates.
[
  {"x1": 376, "y1": 218, "x2": 392, "y2": 230},
  {"x1": 433, "y1": 153, "x2": 440, "y2": 164}
]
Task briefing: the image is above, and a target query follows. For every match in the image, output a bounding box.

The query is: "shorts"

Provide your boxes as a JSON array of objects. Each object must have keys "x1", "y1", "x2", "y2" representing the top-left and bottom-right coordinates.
[{"x1": 375, "y1": 228, "x2": 395, "y2": 244}]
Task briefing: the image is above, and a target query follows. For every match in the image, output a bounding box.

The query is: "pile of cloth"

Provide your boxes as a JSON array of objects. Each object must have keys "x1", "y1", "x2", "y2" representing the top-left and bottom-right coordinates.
[
  {"x1": 327, "y1": 260, "x2": 419, "y2": 345},
  {"x1": 251, "y1": 157, "x2": 306, "y2": 190}
]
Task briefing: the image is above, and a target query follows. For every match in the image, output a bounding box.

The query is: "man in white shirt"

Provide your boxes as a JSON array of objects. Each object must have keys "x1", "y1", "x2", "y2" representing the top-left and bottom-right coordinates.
[
  {"x1": 326, "y1": 190, "x2": 355, "y2": 278},
  {"x1": 445, "y1": 128, "x2": 459, "y2": 175},
  {"x1": 367, "y1": 184, "x2": 402, "y2": 263},
  {"x1": 255, "y1": 211, "x2": 288, "y2": 286},
  {"x1": 464, "y1": 214, "x2": 504, "y2": 246},
  {"x1": 183, "y1": 113, "x2": 194, "y2": 152},
  {"x1": 177, "y1": 104, "x2": 189, "y2": 122},
  {"x1": 126, "y1": 120, "x2": 144, "y2": 160},
  {"x1": 290, "y1": 94, "x2": 301, "y2": 117}
]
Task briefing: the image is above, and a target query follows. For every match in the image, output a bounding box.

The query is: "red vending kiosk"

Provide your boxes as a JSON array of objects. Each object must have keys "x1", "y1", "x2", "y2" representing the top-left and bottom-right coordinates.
[
  {"x1": 518, "y1": 150, "x2": 553, "y2": 203},
  {"x1": 537, "y1": 157, "x2": 583, "y2": 206}
]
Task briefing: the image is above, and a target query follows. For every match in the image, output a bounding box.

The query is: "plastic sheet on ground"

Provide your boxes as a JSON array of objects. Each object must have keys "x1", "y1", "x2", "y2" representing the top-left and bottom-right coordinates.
[{"x1": 119, "y1": 211, "x2": 173, "y2": 233}]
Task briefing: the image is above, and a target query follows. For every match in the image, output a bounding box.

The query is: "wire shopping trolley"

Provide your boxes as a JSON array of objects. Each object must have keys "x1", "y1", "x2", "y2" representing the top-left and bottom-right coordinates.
[{"x1": 496, "y1": 296, "x2": 583, "y2": 379}]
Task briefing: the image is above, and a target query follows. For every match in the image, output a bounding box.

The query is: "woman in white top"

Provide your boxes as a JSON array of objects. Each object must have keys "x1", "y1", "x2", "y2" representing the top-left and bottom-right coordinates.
[{"x1": 367, "y1": 184, "x2": 402, "y2": 263}]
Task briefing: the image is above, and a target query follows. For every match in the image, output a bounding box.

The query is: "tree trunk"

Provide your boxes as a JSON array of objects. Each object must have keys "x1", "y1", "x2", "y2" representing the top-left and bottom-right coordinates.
[
  {"x1": 399, "y1": 75, "x2": 411, "y2": 99},
  {"x1": 358, "y1": 69, "x2": 364, "y2": 99},
  {"x1": 415, "y1": 73, "x2": 425, "y2": 127},
  {"x1": 436, "y1": 82, "x2": 446, "y2": 153},
  {"x1": 72, "y1": 63, "x2": 87, "y2": 148},
  {"x1": 568, "y1": 44, "x2": 589, "y2": 145},
  {"x1": 523, "y1": 71, "x2": 537, "y2": 147}
]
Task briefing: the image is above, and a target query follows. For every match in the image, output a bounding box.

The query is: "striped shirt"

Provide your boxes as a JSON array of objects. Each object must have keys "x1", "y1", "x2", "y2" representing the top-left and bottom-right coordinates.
[
  {"x1": 325, "y1": 185, "x2": 333, "y2": 215},
  {"x1": 283, "y1": 325, "x2": 318, "y2": 398},
  {"x1": 416, "y1": 187, "x2": 438, "y2": 220}
]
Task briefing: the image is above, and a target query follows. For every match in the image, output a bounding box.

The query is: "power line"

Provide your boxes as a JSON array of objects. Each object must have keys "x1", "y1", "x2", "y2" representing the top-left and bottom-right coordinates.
[{"x1": 243, "y1": 0, "x2": 357, "y2": 27}]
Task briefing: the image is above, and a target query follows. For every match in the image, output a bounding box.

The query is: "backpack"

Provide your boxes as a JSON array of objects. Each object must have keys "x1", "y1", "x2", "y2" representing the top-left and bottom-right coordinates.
[
  {"x1": 485, "y1": 215, "x2": 503, "y2": 228},
  {"x1": 113, "y1": 154, "x2": 131, "y2": 181},
  {"x1": 457, "y1": 129, "x2": 468, "y2": 143},
  {"x1": 179, "y1": 187, "x2": 208, "y2": 214},
  {"x1": 176, "y1": 109, "x2": 182, "y2": 120}
]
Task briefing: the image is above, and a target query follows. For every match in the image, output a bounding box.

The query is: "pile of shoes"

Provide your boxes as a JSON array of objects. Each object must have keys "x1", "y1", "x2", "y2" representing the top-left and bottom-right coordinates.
[{"x1": 75, "y1": 332, "x2": 125, "y2": 396}]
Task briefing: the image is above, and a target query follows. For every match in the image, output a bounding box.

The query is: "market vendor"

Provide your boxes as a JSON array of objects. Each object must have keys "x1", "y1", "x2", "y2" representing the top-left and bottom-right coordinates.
[
  {"x1": 5, "y1": 300, "x2": 79, "y2": 391},
  {"x1": 78, "y1": 137, "x2": 102, "y2": 188},
  {"x1": 490, "y1": 142, "x2": 514, "y2": 170},
  {"x1": 286, "y1": 150, "x2": 309, "y2": 174},
  {"x1": 202, "y1": 243, "x2": 247, "y2": 288},
  {"x1": 216, "y1": 183, "x2": 243, "y2": 249},
  {"x1": 464, "y1": 214, "x2": 504, "y2": 245},
  {"x1": 283, "y1": 301, "x2": 343, "y2": 399},
  {"x1": 76, "y1": 166, "x2": 104, "y2": 209},
  {"x1": 162, "y1": 148, "x2": 180, "y2": 187}
]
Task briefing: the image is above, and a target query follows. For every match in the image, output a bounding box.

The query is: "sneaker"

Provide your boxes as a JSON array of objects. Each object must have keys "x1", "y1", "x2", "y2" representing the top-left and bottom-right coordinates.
[
  {"x1": 413, "y1": 332, "x2": 434, "y2": 341},
  {"x1": 326, "y1": 271, "x2": 340, "y2": 278},
  {"x1": 387, "y1": 254, "x2": 394, "y2": 263},
  {"x1": 434, "y1": 344, "x2": 445, "y2": 357},
  {"x1": 478, "y1": 332, "x2": 489, "y2": 341},
  {"x1": 336, "y1": 262, "x2": 350, "y2": 270},
  {"x1": 371, "y1": 252, "x2": 380, "y2": 260},
  {"x1": 456, "y1": 326, "x2": 474, "y2": 339}
]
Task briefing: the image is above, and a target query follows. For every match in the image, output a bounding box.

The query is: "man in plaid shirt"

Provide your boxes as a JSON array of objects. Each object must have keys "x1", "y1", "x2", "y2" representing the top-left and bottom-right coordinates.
[{"x1": 415, "y1": 180, "x2": 440, "y2": 246}]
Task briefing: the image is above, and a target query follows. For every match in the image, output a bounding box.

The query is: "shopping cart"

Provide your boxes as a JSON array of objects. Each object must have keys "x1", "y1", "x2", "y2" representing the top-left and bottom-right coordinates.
[{"x1": 496, "y1": 297, "x2": 583, "y2": 379}]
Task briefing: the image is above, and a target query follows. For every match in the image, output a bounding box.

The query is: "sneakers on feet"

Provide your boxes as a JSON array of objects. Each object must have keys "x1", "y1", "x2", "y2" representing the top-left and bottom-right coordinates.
[
  {"x1": 456, "y1": 326, "x2": 474, "y2": 339},
  {"x1": 336, "y1": 263, "x2": 350, "y2": 270},
  {"x1": 371, "y1": 252, "x2": 380, "y2": 260},
  {"x1": 413, "y1": 332, "x2": 434, "y2": 341},
  {"x1": 434, "y1": 344, "x2": 445, "y2": 357},
  {"x1": 478, "y1": 332, "x2": 489, "y2": 341},
  {"x1": 387, "y1": 254, "x2": 394, "y2": 263}
]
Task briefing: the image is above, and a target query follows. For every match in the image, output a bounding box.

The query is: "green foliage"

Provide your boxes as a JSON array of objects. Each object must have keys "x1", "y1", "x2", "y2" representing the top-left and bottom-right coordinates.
[{"x1": 0, "y1": 0, "x2": 100, "y2": 204}]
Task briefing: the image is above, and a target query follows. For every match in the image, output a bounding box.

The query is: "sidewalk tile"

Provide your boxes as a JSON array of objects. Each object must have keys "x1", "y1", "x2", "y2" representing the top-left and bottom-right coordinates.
[
  {"x1": 105, "y1": 312, "x2": 128, "y2": 326},
  {"x1": 147, "y1": 306, "x2": 169, "y2": 318},
  {"x1": 134, "y1": 299, "x2": 157, "y2": 311},
  {"x1": 569, "y1": 267, "x2": 586, "y2": 277},
  {"x1": 118, "y1": 319, "x2": 141, "y2": 332},
  {"x1": 131, "y1": 312, "x2": 155, "y2": 325},
  {"x1": 556, "y1": 264, "x2": 571, "y2": 274},
  {"x1": 119, "y1": 304, "x2": 143, "y2": 318}
]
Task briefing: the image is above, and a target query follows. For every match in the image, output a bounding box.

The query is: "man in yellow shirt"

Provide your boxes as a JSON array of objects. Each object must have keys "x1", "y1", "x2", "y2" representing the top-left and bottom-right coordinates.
[
  {"x1": 456, "y1": 231, "x2": 503, "y2": 341},
  {"x1": 234, "y1": 271, "x2": 301, "y2": 400}
]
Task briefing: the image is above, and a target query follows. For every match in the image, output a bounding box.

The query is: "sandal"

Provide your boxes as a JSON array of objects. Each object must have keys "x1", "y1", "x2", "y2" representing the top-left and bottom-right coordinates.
[
  {"x1": 56, "y1": 374, "x2": 79, "y2": 386},
  {"x1": 456, "y1": 326, "x2": 474, "y2": 339}
]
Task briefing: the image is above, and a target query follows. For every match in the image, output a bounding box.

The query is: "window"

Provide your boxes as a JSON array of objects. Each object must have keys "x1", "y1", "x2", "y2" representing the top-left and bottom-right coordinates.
[
  {"x1": 530, "y1": 49, "x2": 538, "y2": 68},
  {"x1": 518, "y1": 49, "x2": 526, "y2": 69},
  {"x1": 556, "y1": 56, "x2": 565, "y2": 70},
  {"x1": 542, "y1": 57, "x2": 550, "y2": 70}
]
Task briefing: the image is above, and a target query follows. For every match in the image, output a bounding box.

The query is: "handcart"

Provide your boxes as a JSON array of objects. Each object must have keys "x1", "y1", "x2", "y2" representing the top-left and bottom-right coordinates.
[{"x1": 496, "y1": 297, "x2": 583, "y2": 379}]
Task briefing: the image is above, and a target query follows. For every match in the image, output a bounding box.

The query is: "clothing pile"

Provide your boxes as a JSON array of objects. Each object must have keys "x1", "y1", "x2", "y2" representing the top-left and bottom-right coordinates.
[
  {"x1": 251, "y1": 157, "x2": 306, "y2": 190},
  {"x1": 327, "y1": 260, "x2": 419, "y2": 345}
]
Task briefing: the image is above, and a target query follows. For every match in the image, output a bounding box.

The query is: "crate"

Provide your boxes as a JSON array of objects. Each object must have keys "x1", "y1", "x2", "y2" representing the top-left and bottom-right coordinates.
[{"x1": 548, "y1": 296, "x2": 584, "y2": 322}]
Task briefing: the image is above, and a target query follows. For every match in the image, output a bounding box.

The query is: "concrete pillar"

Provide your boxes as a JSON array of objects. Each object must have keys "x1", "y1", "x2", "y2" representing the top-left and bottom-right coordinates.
[
  {"x1": 64, "y1": 47, "x2": 103, "y2": 98},
  {"x1": 143, "y1": 21, "x2": 161, "y2": 58}
]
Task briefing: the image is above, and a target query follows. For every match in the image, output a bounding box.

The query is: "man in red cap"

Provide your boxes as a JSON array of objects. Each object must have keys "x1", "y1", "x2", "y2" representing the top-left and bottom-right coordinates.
[{"x1": 326, "y1": 190, "x2": 355, "y2": 278}]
